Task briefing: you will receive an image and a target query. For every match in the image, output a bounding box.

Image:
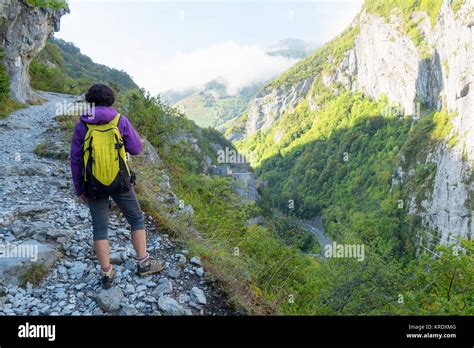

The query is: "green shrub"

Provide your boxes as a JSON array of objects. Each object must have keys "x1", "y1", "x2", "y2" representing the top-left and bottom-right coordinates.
[
  {"x1": 19, "y1": 264, "x2": 48, "y2": 288},
  {"x1": 33, "y1": 142, "x2": 69, "y2": 160},
  {"x1": 272, "y1": 218, "x2": 320, "y2": 253},
  {"x1": 364, "y1": 0, "x2": 443, "y2": 27},
  {"x1": 29, "y1": 61, "x2": 70, "y2": 93},
  {"x1": 27, "y1": 0, "x2": 68, "y2": 10},
  {"x1": 123, "y1": 89, "x2": 230, "y2": 173},
  {"x1": 401, "y1": 238, "x2": 474, "y2": 314}
]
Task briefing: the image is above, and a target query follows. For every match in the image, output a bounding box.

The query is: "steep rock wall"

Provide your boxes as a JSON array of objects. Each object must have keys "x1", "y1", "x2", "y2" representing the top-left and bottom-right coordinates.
[
  {"x1": 347, "y1": 4, "x2": 473, "y2": 242},
  {"x1": 230, "y1": 76, "x2": 314, "y2": 142},
  {"x1": 0, "y1": 0, "x2": 67, "y2": 103}
]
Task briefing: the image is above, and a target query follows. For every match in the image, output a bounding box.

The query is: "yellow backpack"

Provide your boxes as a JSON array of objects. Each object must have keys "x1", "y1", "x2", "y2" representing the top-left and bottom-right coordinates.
[{"x1": 83, "y1": 113, "x2": 131, "y2": 198}]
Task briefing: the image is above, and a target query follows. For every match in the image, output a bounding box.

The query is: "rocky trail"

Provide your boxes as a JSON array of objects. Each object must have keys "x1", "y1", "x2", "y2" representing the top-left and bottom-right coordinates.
[{"x1": 0, "y1": 92, "x2": 233, "y2": 316}]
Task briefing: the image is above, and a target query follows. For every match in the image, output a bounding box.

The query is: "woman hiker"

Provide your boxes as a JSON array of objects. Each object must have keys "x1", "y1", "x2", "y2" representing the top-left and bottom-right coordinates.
[{"x1": 70, "y1": 84, "x2": 165, "y2": 289}]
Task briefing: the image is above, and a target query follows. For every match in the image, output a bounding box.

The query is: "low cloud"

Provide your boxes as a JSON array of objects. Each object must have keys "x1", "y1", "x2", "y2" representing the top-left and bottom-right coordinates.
[{"x1": 144, "y1": 42, "x2": 299, "y2": 95}]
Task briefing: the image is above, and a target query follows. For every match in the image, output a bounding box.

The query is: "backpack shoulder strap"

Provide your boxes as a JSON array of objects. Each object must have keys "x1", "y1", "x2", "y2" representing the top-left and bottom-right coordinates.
[
  {"x1": 80, "y1": 119, "x2": 90, "y2": 130},
  {"x1": 110, "y1": 113, "x2": 122, "y2": 127}
]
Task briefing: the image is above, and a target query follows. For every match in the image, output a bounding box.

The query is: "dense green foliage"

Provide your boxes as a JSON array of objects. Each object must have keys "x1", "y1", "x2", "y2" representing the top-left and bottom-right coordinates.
[
  {"x1": 364, "y1": 0, "x2": 443, "y2": 27},
  {"x1": 229, "y1": 0, "x2": 472, "y2": 311},
  {"x1": 26, "y1": 0, "x2": 68, "y2": 10},
  {"x1": 400, "y1": 239, "x2": 474, "y2": 314},
  {"x1": 234, "y1": 0, "x2": 463, "y2": 265},
  {"x1": 247, "y1": 92, "x2": 421, "y2": 259},
  {"x1": 272, "y1": 218, "x2": 320, "y2": 254},
  {"x1": 30, "y1": 39, "x2": 138, "y2": 95},
  {"x1": 239, "y1": 86, "x2": 462, "y2": 258}
]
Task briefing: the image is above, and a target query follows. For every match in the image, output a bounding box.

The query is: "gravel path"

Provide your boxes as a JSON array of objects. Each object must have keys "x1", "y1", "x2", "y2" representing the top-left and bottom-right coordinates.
[{"x1": 0, "y1": 92, "x2": 233, "y2": 316}]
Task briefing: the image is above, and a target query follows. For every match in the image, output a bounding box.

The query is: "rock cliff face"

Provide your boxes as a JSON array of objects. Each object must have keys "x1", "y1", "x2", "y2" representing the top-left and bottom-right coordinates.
[
  {"x1": 228, "y1": 77, "x2": 314, "y2": 142},
  {"x1": 351, "y1": 3, "x2": 473, "y2": 243},
  {"x1": 242, "y1": 77, "x2": 314, "y2": 140},
  {"x1": 0, "y1": 0, "x2": 67, "y2": 103},
  {"x1": 229, "y1": 0, "x2": 473, "y2": 242}
]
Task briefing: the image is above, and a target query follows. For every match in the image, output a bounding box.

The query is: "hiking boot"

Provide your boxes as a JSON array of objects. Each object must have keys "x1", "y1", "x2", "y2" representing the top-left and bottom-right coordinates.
[
  {"x1": 137, "y1": 256, "x2": 165, "y2": 276},
  {"x1": 100, "y1": 265, "x2": 116, "y2": 289}
]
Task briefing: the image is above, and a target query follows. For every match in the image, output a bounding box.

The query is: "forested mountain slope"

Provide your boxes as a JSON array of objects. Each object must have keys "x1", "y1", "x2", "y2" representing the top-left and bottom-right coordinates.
[
  {"x1": 30, "y1": 38, "x2": 138, "y2": 95},
  {"x1": 228, "y1": 0, "x2": 473, "y2": 247}
]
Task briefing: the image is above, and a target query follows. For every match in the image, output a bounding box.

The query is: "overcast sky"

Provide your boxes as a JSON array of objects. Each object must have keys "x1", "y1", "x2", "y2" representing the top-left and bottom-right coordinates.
[{"x1": 56, "y1": 0, "x2": 363, "y2": 95}]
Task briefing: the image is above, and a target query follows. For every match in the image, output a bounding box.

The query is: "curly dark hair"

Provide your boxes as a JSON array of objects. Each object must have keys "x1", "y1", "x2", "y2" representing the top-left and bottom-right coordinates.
[{"x1": 85, "y1": 84, "x2": 116, "y2": 107}]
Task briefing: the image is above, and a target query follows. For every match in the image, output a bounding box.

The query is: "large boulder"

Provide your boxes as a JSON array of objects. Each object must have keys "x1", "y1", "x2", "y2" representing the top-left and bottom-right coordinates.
[
  {"x1": 94, "y1": 287, "x2": 125, "y2": 312},
  {"x1": 157, "y1": 295, "x2": 191, "y2": 316},
  {"x1": 0, "y1": 239, "x2": 62, "y2": 287}
]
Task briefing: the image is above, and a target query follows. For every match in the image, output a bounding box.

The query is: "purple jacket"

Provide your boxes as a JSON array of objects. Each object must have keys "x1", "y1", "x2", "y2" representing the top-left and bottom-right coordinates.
[{"x1": 70, "y1": 106, "x2": 142, "y2": 196}]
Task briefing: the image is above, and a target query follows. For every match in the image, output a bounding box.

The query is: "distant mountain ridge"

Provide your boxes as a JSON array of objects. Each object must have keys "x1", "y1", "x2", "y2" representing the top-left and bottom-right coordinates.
[
  {"x1": 53, "y1": 38, "x2": 139, "y2": 91},
  {"x1": 171, "y1": 78, "x2": 260, "y2": 131},
  {"x1": 266, "y1": 38, "x2": 319, "y2": 59},
  {"x1": 163, "y1": 38, "x2": 317, "y2": 130},
  {"x1": 29, "y1": 38, "x2": 138, "y2": 95}
]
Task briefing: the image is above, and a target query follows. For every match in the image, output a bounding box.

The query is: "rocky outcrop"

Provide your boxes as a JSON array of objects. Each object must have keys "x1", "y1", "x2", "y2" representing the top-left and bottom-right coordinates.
[
  {"x1": 232, "y1": 173, "x2": 259, "y2": 202},
  {"x1": 229, "y1": 77, "x2": 314, "y2": 141},
  {"x1": 207, "y1": 142, "x2": 261, "y2": 202},
  {"x1": 424, "y1": 2, "x2": 474, "y2": 242},
  {"x1": 350, "y1": 14, "x2": 424, "y2": 115},
  {"x1": 0, "y1": 0, "x2": 68, "y2": 103},
  {"x1": 322, "y1": 48, "x2": 357, "y2": 95}
]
